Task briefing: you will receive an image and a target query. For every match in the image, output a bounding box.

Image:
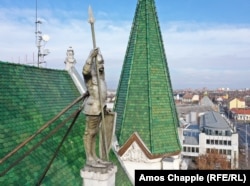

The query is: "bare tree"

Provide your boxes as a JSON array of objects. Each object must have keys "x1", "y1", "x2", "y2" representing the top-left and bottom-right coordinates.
[{"x1": 195, "y1": 149, "x2": 230, "y2": 170}]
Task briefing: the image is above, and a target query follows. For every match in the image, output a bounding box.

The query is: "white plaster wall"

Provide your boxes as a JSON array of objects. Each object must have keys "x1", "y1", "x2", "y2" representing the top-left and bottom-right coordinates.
[
  {"x1": 122, "y1": 160, "x2": 162, "y2": 184},
  {"x1": 162, "y1": 155, "x2": 181, "y2": 170},
  {"x1": 118, "y1": 141, "x2": 183, "y2": 183}
]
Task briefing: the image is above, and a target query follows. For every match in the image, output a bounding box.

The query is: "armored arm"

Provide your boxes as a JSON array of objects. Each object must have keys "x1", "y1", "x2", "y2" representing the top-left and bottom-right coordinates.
[{"x1": 82, "y1": 48, "x2": 99, "y2": 75}]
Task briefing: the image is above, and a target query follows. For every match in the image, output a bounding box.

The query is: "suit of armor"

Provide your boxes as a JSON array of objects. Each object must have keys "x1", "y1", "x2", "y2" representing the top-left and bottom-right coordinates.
[{"x1": 82, "y1": 48, "x2": 110, "y2": 167}]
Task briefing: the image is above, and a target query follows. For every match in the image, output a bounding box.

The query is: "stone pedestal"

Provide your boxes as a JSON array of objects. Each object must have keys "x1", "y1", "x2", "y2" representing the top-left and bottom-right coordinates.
[{"x1": 80, "y1": 164, "x2": 117, "y2": 186}]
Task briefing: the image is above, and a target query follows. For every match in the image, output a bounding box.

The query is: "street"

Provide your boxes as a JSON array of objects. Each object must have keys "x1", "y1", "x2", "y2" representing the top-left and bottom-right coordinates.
[{"x1": 236, "y1": 122, "x2": 250, "y2": 169}]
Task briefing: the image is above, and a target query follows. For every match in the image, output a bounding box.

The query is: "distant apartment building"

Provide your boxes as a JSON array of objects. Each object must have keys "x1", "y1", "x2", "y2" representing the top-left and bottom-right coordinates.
[
  {"x1": 179, "y1": 111, "x2": 239, "y2": 169},
  {"x1": 231, "y1": 108, "x2": 250, "y2": 122},
  {"x1": 229, "y1": 98, "x2": 245, "y2": 109},
  {"x1": 182, "y1": 93, "x2": 193, "y2": 104}
]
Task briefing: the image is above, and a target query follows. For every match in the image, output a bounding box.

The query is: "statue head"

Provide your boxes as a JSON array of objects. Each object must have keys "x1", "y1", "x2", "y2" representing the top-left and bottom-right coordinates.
[{"x1": 96, "y1": 53, "x2": 104, "y2": 73}]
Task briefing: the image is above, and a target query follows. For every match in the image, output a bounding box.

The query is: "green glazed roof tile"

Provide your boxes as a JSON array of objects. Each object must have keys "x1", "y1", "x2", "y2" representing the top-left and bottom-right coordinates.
[
  {"x1": 0, "y1": 61, "x2": 132, "y2": 185},
  {"x1": 114, "y1": 0, "x2": 181, "y2": 156}
]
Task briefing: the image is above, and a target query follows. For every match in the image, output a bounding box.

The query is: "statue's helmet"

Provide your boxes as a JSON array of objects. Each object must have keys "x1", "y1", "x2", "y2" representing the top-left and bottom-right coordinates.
[{"x1": 97, "y1": 53, "x2": 104, "y2": 63}]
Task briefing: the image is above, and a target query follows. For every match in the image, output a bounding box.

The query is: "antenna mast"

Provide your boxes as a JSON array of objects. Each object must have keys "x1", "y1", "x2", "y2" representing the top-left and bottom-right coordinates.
[{"x1": 35, "y1": 0, "x2": 50, "y2": 67}]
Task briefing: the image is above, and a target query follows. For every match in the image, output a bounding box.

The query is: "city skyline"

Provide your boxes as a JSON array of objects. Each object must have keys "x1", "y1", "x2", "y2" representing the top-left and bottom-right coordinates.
[{"x1": 0, "y1": 0, "x2": 249, "y2": 90}]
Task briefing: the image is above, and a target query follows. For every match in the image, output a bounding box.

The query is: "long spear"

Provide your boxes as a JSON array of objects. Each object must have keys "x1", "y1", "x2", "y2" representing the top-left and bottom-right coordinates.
[{"x1": 88, "y1": 5, "x2": 108, "y2": 161}]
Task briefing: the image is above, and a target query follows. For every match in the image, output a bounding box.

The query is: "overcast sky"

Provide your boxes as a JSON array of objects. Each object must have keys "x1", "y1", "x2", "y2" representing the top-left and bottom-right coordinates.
[{"x1": 0, "y1": 0, "x2": 250, "y2": 90}]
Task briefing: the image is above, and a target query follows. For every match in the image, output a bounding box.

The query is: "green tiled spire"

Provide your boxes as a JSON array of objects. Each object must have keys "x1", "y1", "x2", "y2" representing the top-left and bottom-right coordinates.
[{"x1": 114, "y1": 0, "x2": 181, "y2": 156}]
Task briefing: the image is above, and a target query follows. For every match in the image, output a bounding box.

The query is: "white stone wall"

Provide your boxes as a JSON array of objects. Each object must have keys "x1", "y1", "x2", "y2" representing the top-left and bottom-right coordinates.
[{"x1": 114, "y1": 140, "x2": 182, "y2": 184}]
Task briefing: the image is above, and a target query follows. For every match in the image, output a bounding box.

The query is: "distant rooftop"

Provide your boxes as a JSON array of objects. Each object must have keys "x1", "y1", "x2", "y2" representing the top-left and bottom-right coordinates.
[{"x1": 201, "y1": 111, "x2": 231, "y2": 130}]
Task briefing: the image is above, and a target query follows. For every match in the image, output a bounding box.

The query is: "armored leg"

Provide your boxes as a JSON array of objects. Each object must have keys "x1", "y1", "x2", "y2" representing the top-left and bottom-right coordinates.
[{"x1": 84, "y1": 115, "x2": 105, "y2": 167}]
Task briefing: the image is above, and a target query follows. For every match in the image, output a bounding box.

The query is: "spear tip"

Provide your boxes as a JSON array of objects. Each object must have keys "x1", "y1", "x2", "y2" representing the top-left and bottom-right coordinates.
[{"x1": 88, "y1": 5, "x2": 95, "y2": 24}]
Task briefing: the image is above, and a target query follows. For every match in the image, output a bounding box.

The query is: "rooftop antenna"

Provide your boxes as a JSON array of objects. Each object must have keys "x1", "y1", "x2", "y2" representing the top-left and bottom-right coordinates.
[{"x1": 35, "y1": 0, "x2": 50, "y2": 67}]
